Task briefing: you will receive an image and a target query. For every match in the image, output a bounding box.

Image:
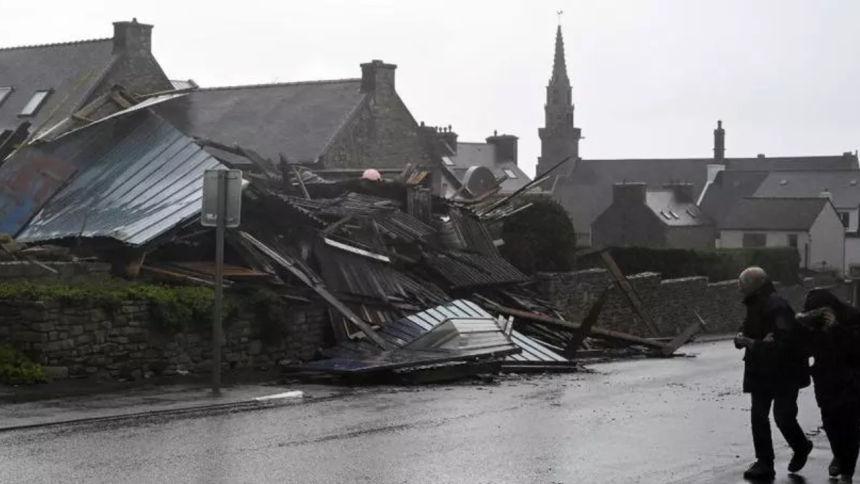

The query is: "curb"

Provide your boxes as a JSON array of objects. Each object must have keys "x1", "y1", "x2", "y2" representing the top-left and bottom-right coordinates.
[{"x1": 0, "y1": 390, "x2": 304, "y2": 434}]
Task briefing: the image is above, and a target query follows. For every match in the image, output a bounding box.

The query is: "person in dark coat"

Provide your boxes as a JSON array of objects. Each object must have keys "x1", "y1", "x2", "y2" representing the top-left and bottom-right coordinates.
[
  {"x1": 801, "y1": 288, "x2": 860, "y2": 484},
  {"x1": 734, "y1": 267, "x2": 812, "y2": 480}
]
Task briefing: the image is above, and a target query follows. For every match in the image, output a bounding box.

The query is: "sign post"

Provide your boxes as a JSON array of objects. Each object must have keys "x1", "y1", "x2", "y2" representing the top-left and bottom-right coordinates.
[{"x1": 201, "y1": 169, "x2": 243, "y2": 394}]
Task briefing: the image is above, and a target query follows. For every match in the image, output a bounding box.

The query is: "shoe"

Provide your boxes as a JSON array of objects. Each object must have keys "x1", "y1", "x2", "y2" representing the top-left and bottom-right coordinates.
[
  {"x1": 831, "y1": 457, "x2": 843, "y2": 478},
  {"x1": 788, "y1": 440, "x2": 813, "y2": 473},
  {"x1": 744, "y1": 460, "x2": 776, "y2": 480},
  {"x1": 838, "y1": 475, "x2": 853, "y2": 484}
]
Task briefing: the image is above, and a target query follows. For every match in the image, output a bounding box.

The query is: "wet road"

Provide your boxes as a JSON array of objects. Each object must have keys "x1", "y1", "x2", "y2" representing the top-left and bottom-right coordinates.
[{"x1": 0, "y1": 341, "x2": 833, "y2": 484}]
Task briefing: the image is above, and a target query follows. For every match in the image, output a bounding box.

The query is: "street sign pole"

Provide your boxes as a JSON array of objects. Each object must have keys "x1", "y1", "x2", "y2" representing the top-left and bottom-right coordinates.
[
  {"x1": 201, "y1": 168, "x2": 243, "y2": 396},
  {"x1": 212, "y1": 171, "x2": 226, "y2": 394}
]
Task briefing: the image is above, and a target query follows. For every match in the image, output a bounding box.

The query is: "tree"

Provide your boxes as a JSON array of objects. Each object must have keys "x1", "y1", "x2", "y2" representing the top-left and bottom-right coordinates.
[{"x1": 499, "y1": 197, "x2": 576, "y2": 274}]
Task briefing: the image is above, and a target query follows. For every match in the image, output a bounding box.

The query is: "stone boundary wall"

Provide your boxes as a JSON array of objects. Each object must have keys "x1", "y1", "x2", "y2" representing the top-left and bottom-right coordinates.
[
  {"x1": 0, "y1": 300, "x2": 329, "y2": 380},
  {"x1": 0, "y1": 262, "x2": 111, "y2": 284},
  {"x1": 537, "y1": 270, "x2": 851, "y2": 337}
]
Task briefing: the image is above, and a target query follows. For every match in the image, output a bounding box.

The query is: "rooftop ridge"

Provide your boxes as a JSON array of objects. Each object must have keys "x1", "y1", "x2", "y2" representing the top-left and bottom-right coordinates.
[
  {"x1": 196, "y1": 78, "x2": 363, "y2": 92},
  {"x1": 0, "y1": 37, "x2": 112, "y2": 52},
  {"x1": 743, "y1": 196, "x2": 830, "y2": 201}
]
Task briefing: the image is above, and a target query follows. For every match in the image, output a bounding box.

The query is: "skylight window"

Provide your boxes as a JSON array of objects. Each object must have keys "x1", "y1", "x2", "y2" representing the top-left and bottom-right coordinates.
[
  {"x1": 660, "y1": 211, "x2": 671, "y2": 220},
  {"x1": 669, "y1": 211, "x2": 680, "y2": 220},
  {"x1": 442, "y1": 156, "x2": 455, "y2": 166},
  {"x1": 19, "y1": 90, "x2": 50, "y2": 116},
  {"x1": 0, "y1": 87, "x2": 11, "y2": 107},
  {"x1": 503, "y1": 169, "x2": 518, "y2": 179}
]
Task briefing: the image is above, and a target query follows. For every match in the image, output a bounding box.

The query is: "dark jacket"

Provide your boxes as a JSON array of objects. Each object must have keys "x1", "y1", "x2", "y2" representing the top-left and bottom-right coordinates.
[
  {"x1": 802, "y1": 289, "x2": 860, "y2": 410},
  {"x1": 740, "y1": 281, "x2": 811, "y2": 394}
]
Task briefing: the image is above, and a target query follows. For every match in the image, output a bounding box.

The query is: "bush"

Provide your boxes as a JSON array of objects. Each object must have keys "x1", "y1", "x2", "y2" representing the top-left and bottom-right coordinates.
[
  {"x1": 581, "y1": 247, "x2": 801, "y2": 284},
  {"x1": 500, "y1": 197, "x2": 577, "y2": 274},
  {"x1": 0, "y1": 345, "x2": 47, "y2": 385}
]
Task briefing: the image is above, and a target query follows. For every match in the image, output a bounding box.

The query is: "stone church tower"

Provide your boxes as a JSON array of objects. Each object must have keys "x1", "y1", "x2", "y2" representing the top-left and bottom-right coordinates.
[{"x1": 537, "y1": 25, "x2": 581, "y2": 177}]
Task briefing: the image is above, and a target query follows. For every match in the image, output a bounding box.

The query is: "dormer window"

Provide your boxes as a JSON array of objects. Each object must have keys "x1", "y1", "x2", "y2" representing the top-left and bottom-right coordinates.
[
  {"x1": 503, "y1": 169, "x2": 518, "y2": 179},
  {"x1": 19, "y1": 90, "x2": 51, "y2": 117},
  {"x1": 0, "y1": 87, "x2": 11, "y2": 107}
]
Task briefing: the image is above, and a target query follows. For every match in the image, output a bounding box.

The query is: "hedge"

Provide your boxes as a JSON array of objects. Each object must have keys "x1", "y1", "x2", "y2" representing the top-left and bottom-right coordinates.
[
  {"x1": 580, "y1": 247, "x2": 801, "y2": 284},
  {"x1": 500, "y1": 197, "x2": 577, "y2": 274}
]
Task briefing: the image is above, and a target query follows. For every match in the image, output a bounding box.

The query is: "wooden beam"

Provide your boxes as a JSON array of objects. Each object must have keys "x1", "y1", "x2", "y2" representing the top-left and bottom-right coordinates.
[
  {"x1": 564, "y1": 286, "x2": 611, "y2": 359},
  {"x1": 239, "y1": 231, "x2": 393, "y2": 350},
  {"x1": 478, "y1": 298, "x2": 669, "y2": 351},
  {"x1": 599, "y1": 249, "x2": 661, "y2": 337},
  {"x1": 661, "y1": 320, "x2": 704, "y2": 357}
]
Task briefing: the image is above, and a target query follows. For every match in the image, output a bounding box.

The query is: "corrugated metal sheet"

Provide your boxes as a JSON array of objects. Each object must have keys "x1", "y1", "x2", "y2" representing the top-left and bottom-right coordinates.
[
  {"x1": 506, "y1": 330, "x2": 569, "y2": 364},
  {"x1": 425, "y1": 251, "x2": 528, "y2": 289},
  {"x1": 16, "y1": 110, "x2": 222, "y2": 246}
]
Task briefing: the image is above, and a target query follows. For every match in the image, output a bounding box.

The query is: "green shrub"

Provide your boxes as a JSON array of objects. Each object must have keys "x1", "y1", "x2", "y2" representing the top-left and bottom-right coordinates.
[
  {"x1": 0, "y1": 345, "x2": 47, "y2": 385},
  {"x1": 582, "y1": 247, "x2": 800, "y2": 284},
  {"x1": 500, "y1": 197, "x2": 577, "y2": 274}
]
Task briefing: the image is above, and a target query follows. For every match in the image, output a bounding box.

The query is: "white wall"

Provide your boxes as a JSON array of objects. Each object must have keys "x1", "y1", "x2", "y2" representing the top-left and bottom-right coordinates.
[
  {"x1": 810, "y1": 205, "x2": 846, "y2": 274},
  {"x1": 845, "y1": 236, "x2": 860, "y2": 275},
  {"x1": 720, "y1": 230, "x2": 810, "y2": 267}
]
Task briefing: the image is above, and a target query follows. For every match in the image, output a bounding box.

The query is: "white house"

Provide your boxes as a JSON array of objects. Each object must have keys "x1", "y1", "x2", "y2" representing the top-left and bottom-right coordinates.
[
  {"x1": 751, "y1": 170, "x2": 860, "y2": 275},
  {"x1": 719, "y1": 197, "x2": 845, "y2": 274}
]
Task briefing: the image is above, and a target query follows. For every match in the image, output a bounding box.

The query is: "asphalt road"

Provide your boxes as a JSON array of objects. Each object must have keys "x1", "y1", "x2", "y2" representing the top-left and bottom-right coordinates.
[{"x1": 0, "y1": 341, "x2": 838, "y2": 484}]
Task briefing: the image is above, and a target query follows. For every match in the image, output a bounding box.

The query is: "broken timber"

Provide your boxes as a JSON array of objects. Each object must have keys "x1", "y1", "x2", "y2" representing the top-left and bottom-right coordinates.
[
  {"x1": 599, "y1": 249, "x2": 661, "y2": 336},
  {"x1": 239, "y1": 231, "x2": 393, "y2": 350},
  {"x1": 563, "y1": 286, "x2": 612, "y2": 359}
]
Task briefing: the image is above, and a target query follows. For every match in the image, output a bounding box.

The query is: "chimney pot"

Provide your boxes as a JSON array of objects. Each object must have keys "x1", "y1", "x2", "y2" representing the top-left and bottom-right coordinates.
[{"x1": 713, "y1": 119, "x2": 726, "y2": 161}]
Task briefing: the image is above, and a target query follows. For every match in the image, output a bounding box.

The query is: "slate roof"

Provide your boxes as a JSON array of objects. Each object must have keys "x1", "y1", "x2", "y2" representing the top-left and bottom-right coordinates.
[
  {"x1": 698, "y1": 170, "x2": 770, "y2": 227},
  {"x1": 553, "y1": 154, "x2": 858, "y2": 237},
  {"x1": 153, "y1": 80, "x2": 368, "y2": 164},
  {"x1": 0, "y1": 39, "x2": 116, "y2": 133},
  {"x1": 753, "y1": 170, "x2": 860, "y2": 209},
  {"x1": 645, "y1": 190, "x2": 711, "y2": 227},
  {"x1": 721, "y1": 198, "x2": 831, "y2": 231},
  {"x1": 449, "y1": 142, "x2": 531, "y2": 194}
]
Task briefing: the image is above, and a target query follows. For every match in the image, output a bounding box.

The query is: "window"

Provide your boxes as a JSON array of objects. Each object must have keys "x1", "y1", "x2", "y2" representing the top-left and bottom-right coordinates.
[
  {"x1": 788, "y1": 234, "x2": 798, "y2": 248},
  {"x1": 503, "y1": 169, "x2": 518, "y2": 179},
  {"x1": 19, "y1": 90, "x2": 50, "y2": 116},
  {"x1": 839, "y1": 212, "x2": 850, "y2": 228},
  {"x1": 742, "y1": 233, "x2": 767, "y2": 248},
  {"x1": 442, "y1": 156, "x2": 455, "y2": 167},
  {"x1": 0, "y1": 87, "x2": 11, "y2": 107}
]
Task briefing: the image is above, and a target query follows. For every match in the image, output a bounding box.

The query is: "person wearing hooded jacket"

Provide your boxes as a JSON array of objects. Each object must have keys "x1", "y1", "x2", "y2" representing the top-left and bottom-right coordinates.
[
  {"x1": 735, "y1": 267, "x2": 812, "y2": 480},
  {"x1": 800, "y1": 288, "x2": 860, "y2": 484}
]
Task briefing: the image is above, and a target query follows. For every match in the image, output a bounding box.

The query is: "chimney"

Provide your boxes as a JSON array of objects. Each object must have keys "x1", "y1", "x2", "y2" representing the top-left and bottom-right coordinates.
[
  {"x1": 664, "y1": 182, "x2": 694, "y2": 203},
  {"x1": 438, "y1": 125, "x2": 458, "y2": 153},
  {"x1": 112, "y1": 18, "x2": 153, "y2": 55},
  {"x1": 820, "y1": 189, "x2": 833, "y2": 201},
  {"x1": 419, "y1": 123, "x2": 457, "y2": 156},
  {"x1": 360, "y1": 60, "x2": 397, "y2": 94},
  {"x1": 485, "y1": 132, "x2": 518, "y2": 165},
  {"x1": 613, "y1": 182, "x2": 647, "y2": 206},
  {"x1": 757, "y1": 153, "x2": 766, "y2": 159},
  {"x1": 713, "y1": 120, "x2": 725, "y2": 161}
]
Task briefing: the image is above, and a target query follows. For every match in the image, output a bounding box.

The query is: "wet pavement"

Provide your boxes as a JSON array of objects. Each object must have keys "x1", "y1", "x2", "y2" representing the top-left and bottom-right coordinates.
[{"x1": 0, "y1": 341, "x2": 841, "y2": 484}]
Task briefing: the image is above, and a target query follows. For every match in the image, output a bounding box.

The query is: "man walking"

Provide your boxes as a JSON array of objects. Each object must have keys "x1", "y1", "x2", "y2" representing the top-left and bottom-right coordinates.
[{"x1": 734, "y1": 267, "x2": 812, "y2": 479}]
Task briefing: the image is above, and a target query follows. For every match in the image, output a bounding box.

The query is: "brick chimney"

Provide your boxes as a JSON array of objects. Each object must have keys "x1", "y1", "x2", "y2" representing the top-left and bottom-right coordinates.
[
  {"x1": 360, "y1": 60, "x2": 397, "y2": 95},
  {"x1": 664, "y1": 182, "x2": 694, "y2": 203},
  {"x1": 113, "y1": 18, "x2": 153, "y2": 55},
  {"x1": 713, "y1": 120, "x2": 725, "y2": 161},
  {"x1": 485, "y1": 132, "x2": 518, "y2": 165},
  {"x1": 613, "y1": 182, "x2": 647, "y2": 206},
  {"x1": 419, "y1": 122, "x2": 457, "y2": 156}
]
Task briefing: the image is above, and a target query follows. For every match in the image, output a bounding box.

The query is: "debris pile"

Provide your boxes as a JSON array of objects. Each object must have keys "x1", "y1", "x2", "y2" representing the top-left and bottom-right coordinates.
[{"x1": 0, "y1": 101, "x2": 704, "y2": 384}]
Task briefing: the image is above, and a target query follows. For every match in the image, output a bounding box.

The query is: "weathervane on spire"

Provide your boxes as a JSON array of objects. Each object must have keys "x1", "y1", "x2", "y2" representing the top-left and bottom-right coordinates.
[{"x1": 557, "y1": 10, "x2": 564, "y2": 25}]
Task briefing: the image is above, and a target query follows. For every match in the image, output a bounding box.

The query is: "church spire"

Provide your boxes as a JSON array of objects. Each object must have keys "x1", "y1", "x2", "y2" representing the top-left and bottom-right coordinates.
[{"x1": 551, "y1": 25, "x2": 569, "y2": 86}]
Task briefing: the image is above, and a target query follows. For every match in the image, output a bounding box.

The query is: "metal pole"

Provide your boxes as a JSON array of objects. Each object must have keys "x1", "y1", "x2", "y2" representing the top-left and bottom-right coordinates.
[{"x1": 212, "y1": 171, "x2": 226, "y2": 394}]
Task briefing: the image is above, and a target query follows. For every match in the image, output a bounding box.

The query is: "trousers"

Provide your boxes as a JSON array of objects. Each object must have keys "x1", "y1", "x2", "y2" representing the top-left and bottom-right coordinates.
[
  {"x1": 751, "y1": 389, "x2": 808, "y2": 462},
  {"x1": 822, "y1": 404, "x2": 860, "y2": 477}
]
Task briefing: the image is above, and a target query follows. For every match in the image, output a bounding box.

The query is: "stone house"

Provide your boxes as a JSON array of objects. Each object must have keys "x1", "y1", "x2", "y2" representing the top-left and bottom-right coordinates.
[
  {"x1": 719, "y1": 197, "x2": 845, "y2": 273},
  {"x1": 591, "y1": 182, "x2": 715, "y2": 249},
  {"x1": 0, "y1": 19, "x2": 172, "y2": 146},
  {"x1": 152, "y1": 60, "x2": 459, "y2": 195}
]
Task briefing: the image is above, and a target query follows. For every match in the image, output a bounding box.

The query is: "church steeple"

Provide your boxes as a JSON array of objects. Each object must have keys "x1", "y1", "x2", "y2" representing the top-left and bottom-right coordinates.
[
  {"x1": 551, "y1": 25, "x2": 569, "y2": 86},
  {"x1": 537, "y1": 23, "x2": 581, "y2": 177}
]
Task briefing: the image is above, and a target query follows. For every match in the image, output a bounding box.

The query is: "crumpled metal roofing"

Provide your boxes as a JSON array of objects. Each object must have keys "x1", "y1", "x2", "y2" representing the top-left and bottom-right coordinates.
[
  {"x1": 16, "y1": 110, "x2": 222, "y2": 246},
  {"x1": 424, "y1": 251, "x2": 528, "y2": 289}
]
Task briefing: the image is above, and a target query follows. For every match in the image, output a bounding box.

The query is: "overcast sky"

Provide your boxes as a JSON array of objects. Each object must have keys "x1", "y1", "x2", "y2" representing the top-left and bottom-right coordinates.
[{"x1": 2, "y1": 0, "x2": 859, "y2": 176}]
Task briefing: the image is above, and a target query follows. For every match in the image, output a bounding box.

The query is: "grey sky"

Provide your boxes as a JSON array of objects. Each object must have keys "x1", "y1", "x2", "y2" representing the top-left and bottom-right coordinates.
[{"x1": 2, "y1": 0, "x2": 859, "y2": 176}]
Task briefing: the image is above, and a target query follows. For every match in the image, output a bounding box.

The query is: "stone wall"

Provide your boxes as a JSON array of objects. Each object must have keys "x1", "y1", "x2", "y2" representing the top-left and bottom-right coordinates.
[
  {"x1": 0, "y1": 300, "x2": 329, "y2": 380},
  {"x1": 537, "y1": 270, "x2": 851, "y2": 337},
  {"x1": 0, "y1": 262, "x2": 110, "y2": 284}
]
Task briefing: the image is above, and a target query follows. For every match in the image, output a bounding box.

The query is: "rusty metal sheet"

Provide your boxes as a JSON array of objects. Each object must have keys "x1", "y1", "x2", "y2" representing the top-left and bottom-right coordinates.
[{"x1": 0, "y1": 148, "x2": 76, "y2": 236}]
